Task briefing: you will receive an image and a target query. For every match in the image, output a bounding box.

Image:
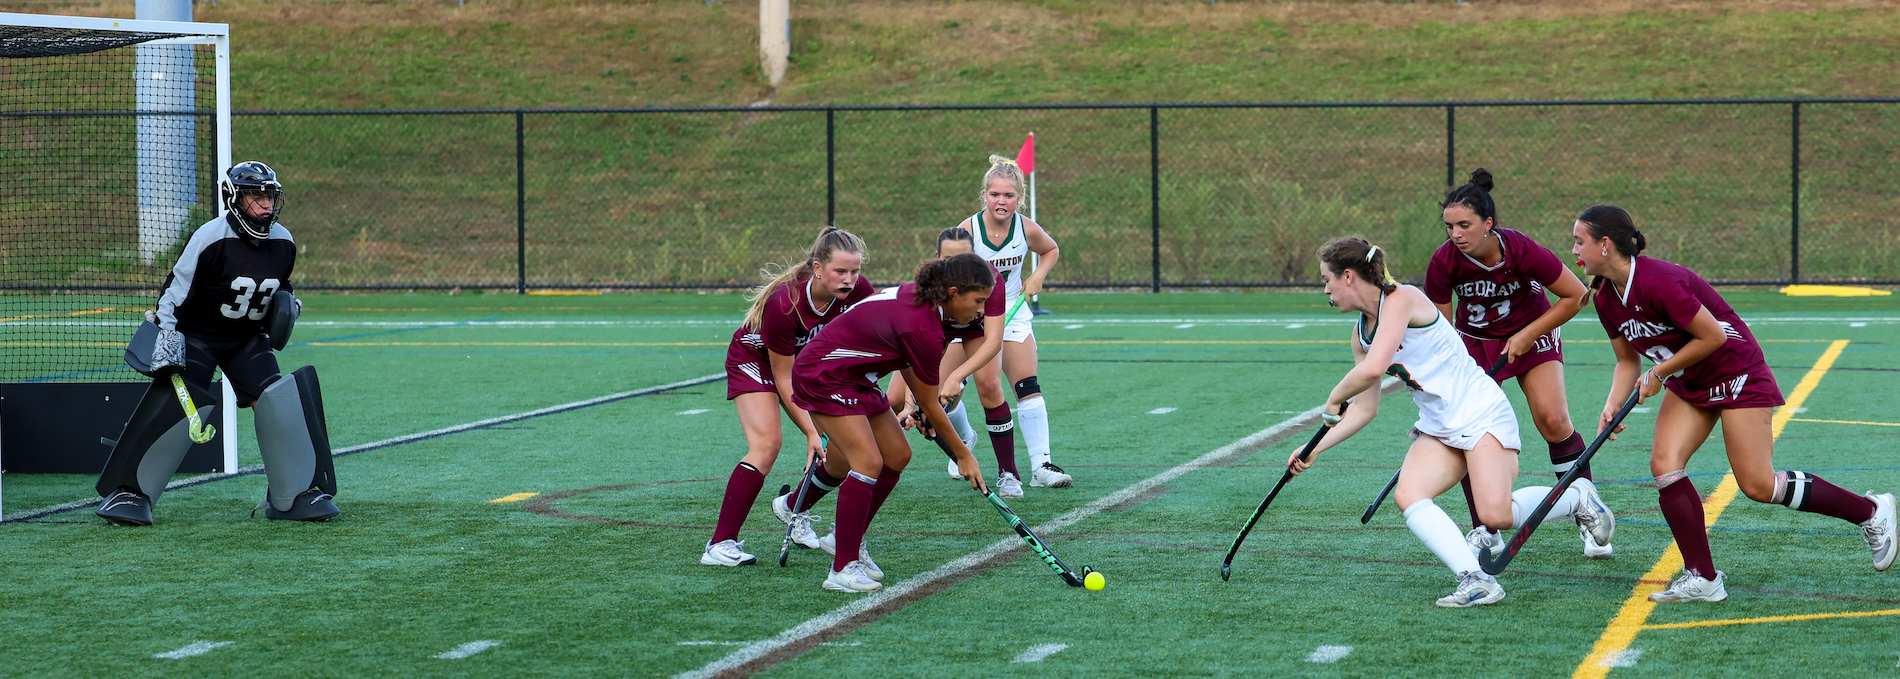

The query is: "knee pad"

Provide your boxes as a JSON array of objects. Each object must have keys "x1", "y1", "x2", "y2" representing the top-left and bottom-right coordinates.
[
  {"x1": 96, "y1": 378, "x2": 218, "y2": 503},
  {"x1": 254, "y1": 365, "x2": 336, "y2": 512},
  {"x1": 1013, "y1": 376, "x2": 1041, "y2": 400}
]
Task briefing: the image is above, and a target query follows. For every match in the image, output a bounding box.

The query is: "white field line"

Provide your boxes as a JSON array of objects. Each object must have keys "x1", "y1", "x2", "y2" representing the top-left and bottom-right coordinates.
[
  {"x1": 1148, "y1": 407, "x2": 1177, "y2": 415},
  {"x1": 153, "y1": 641, "x2": 232, "y2": 659},
  {"x1": 1598, "y1": 649, "x2": 1643, "y2": 668},
  {"x1": 1011, "y1": 643, "x2": 1070, "y2": 663},
  {"x1": 672, "y1": 379, "x2": 1397, "y2": 679},
  {"x1": 434, "y1": 640, "x2": 502, "y2": 659},
  {"x1": 678, "y1": 641, "x2": 862, "y2": 647},
  {"x1": 1, "y1": 373, "x2": 724, "y2": 523},
  {"x1": 16, "y1": 315, "x2": 1900, "y2": 329},
  {"x1": 1173, "y1": 323, "x2": 1195, "y2": 329},
  {"x1": 1062, "y1": 324, "x2": 1085, "y2": 329},
  {"x1": 1305, "y1": 646, "x2": 1353, "y2": 664},
  {"x1": 677, "y1": 409, "x2": 712, "y2": 415}
]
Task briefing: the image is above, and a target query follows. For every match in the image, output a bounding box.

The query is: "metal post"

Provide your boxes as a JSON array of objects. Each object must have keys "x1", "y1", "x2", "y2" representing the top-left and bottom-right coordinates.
[
  {"x1": 516, "y1": 111, "x2": 527, "y2": 294},
  {"x1": 826, "y1": 108, "x2": 836, "y2": 226},
  {"x1": 1445, "y1": 105, "x2": 1456, "y2": 187},
  {"x1": 1790, "y1": 101, "x2": 1801, "y2": 284},
  {"x1": 1150, "y1": 106, "x2": 1161, "y2": 293}
]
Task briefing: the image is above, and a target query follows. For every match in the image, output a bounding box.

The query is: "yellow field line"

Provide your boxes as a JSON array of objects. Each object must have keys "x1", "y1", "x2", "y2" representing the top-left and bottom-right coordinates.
[
  {"x1": 489, "y1": 492, "x2": 539, "y2": 503},
  {"x1": 1790, "y1": 417, "x2": 1900, "y2": 428},
  {"x1": 1573, "y1": 339, "x2": 1849, "y2": 678},
  {"x1": 1640, "y1": 608, "x2": 1900, "y2": 631},
  {"x1": 0, "y1": 306, "x2": 122, "y2": 322}
]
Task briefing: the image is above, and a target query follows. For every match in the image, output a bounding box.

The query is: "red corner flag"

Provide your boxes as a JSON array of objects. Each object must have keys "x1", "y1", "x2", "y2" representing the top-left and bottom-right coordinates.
[{"x1": 1016, "y1": 132, "x2": 1035, "y2": 175}]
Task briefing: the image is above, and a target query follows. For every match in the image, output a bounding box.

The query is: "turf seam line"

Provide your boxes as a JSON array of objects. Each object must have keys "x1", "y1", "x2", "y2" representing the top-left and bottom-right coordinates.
[
  {"x1": 0, "y1": 372, "x2": 724, "y2": 524},
  {"x1": 672, "y1": 378, "x2": 1402, "y2": 679}
]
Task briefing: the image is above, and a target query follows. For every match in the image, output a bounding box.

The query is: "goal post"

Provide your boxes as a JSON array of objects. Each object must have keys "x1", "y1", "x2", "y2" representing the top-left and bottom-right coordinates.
[{"x1": 1, "y1": 12, "x2": 236, "y2": 517}]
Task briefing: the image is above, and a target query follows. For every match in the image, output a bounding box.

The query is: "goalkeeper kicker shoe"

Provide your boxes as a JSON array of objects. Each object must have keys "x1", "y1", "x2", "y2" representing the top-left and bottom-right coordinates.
[
  {"x1": 1436, "y1": 571, "x2": 1506, "y2": 608},
  {"x1": 1861, "y1": 492, "x2": 1895, "y2": 571},
  {"x1": 261, "y1": 488, "x2": 340, "y2": 522},
  {"x1": 96, "y1": 489, "x2": 154, "y2": 527},
  {"x1": 822, "y1": 561, "x2": 881, "y2": 593},
  {"x1": 701, "y1": 539, "x2": 758, "y2": 567},
  {"x1": 1030, "y1": 462, "x2": 1072, "y2": 488}
]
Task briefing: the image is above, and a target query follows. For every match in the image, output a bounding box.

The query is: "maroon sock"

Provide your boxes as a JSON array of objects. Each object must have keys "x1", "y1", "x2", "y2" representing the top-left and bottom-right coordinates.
[
  {"x1": 866, "y1": 465, "x2": 903, "y2": 523},
  {"x1": 1774, "y1": 471, "x2": 1876, "y2": 524},
  {"x1": 1460, "y1": 476, "x2": 1482, "y2": 529},
  {"x1": 831, "y1": 473, "x2": 876, "y2": 572},
  {"x1": 794, "y1": 466, "x2": 845, "y2": 513},
  {"x1": 1658, "y1": 477, "x2": 1717, "y2": 580},
  {"x1": 985, "y1": 405, "x2": 1019, "y2": 477},
  {"x1": 710, "y1": 462, "x2": 765, "y2": 544},
  {"x1": 1549, "y1": 430, "x2": 1591, "y2": 481}
]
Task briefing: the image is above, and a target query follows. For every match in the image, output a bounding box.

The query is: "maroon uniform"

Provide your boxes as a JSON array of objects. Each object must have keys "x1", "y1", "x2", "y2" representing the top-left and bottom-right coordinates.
[
  {"x1": 1424, "y1": 228, "x2": 1568, "y2": 382},
  {"x1": 942, "y1": 263, "x2": 1005, "y2": 344},
  {"x1": 723, "y1": 274, "x2": 874, "y2": 399},
  {"x1": 1594, "y1": 256, "x2": 1783, "y2": 409},
  {"x1": 792, "y1": 283, "x2": 947, "y2": 417}
]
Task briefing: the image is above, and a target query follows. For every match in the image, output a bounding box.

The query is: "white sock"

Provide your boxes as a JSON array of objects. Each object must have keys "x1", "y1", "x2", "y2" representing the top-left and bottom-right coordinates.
[
  {"x1": 946, "y1": 400, "x2": 977, "y2": 447},
  {"x1": 1404, "y1": 498, "x2": 1483, "y2": 576},
  {"x1": 1510, "y1": 486, "x2": 1581, "y2": 529},
  {"x1": 1018, "y1": 395, "x2": 1051, "y2": 468}
]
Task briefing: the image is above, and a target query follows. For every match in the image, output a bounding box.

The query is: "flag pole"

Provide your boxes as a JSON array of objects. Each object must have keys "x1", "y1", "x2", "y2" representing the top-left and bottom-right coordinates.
[{"x1": 1025, "y1": 132, "x2": 1050, "y2": 316}]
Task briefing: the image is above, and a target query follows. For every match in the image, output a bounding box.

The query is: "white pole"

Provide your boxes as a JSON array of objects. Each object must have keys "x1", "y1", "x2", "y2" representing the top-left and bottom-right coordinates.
[
  {"x1": 1027, "y1": 133, "x2": 1040, "y2": 309},
  {"x1": 759, "y1": 0, "x2": 789, "y2": 87},
  {"x1": 216, "y1": 33, "x2": 239, "y2": 474}
]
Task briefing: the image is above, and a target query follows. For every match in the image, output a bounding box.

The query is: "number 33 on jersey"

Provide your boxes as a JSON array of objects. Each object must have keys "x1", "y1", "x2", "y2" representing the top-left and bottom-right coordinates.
[{"x1": 157, "y1": 214, "x2": 298, "y2": 342}]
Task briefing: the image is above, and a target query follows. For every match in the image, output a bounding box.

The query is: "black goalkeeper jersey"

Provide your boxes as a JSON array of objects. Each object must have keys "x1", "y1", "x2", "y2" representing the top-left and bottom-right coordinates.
[{"x1": 156, "y1": 214, "x2": 298, "y2": 342}]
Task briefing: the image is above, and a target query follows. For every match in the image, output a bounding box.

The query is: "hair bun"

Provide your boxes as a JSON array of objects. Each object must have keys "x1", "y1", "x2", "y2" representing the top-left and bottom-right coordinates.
[{"x1": 1467, "y1": 168, "x2": 1495, "y2": 194}]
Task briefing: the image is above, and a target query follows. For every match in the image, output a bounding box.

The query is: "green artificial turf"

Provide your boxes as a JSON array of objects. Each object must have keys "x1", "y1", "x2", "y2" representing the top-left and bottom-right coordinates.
[{"x1": 2, "y1": 290, "x2": 1896, "y2": 676}]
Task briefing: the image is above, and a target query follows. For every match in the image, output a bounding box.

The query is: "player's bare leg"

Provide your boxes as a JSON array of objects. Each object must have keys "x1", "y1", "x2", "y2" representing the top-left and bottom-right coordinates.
[
  {"x1": 1718, "y1": 406, "x2": 1888, "y2": 569},
  {"x1": 1004, "y1": 335, "x2": 1067, "y2": 487},
  {"x1": 1395, "y1": 436, "x2": 1505, "y2": 607},
  {"x1": 703, "y1": 392, "x2": 783, "y2": 567},
  {"x1": 812, "y1": 412, "x2": 885, "y2": 592},
  {"x1": 972, "y1": 348, "x2": 1022, "y2": 493}
]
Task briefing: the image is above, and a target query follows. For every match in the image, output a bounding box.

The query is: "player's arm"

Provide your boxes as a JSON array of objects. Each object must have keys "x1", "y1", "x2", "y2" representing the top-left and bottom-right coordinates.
[
  {"x1": 1021, "y1": 218, "x2": 1060, "y2": 298},
  {"x1": 1641, "y1": 305, "x2": 1726, "y2": 397},
  {"x1": 768, "y1": 350, "x2": 823, "y2": 458},
  {"x1": 1288, "y1": 328, "x2": 1381, "y2": 474},
  {"x1": 1505, "y1": 265, "x2": 1587, "y2": 362},
  {"x1": 904, "y1": 368, "x2": 986, "y2": 492},
  {"x1": 940, "y1": 317, "x2": 1003, "y2": 404},
  {"x1": 1602, "y1": 337, "x2": 1643, "y2": 440}
]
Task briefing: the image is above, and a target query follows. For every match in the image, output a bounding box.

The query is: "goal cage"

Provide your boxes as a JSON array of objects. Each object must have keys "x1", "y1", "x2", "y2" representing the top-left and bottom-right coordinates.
[{"x1": 1, "y1": 12, "x2": 235, "y2": 517}]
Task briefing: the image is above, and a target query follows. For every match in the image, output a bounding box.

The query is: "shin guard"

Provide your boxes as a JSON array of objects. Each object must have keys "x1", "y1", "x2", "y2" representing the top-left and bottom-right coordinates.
[
  {"x1": 254, "y1": 366, "x2": 337, "y2": 512},
  {"x1": 96, "y1": 378, "x2": 218, "y2": 503}
]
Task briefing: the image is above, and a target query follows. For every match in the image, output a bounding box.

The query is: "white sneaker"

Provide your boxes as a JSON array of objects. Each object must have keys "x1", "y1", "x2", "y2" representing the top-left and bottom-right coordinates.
[
  {"x1": 997, "y1": 472, "x2": 1024, "y2": 499},
  {"x1": 820, "y1": 530, "x2": 837, "y2": 556},
  {"x1": 948, "y1": 458, "x2": 962, "y2": 479},
  {"x1": 1435, "y1": 571, "x2": 1505, "y2": 608},
  {"x1": 818, "y1": 532, "x2": 882, "y2": 580},
  {"x1": 822, "y1": 561, "x2": 882, "y2": 593},
  {"x1": 787, "y1": 512, "x2": 823, "y2": 550},
  {"x1": 1649, "y1": 570, "x2": 1727, "y2": 602},
  {"x1": 1570, "y1": 478, "x2": 1615, "y2": 558},
  {"x1": 1465, "y1": 526, "x2": 1504, "y2": 559},
  {"x1": 1030, "y1": 462, "x2": 1072, "y2": 488},
  {"x1": 1861, "y1": 492, "x2": 1896, "y2": 572},
  {"x1": 771, "y1": 492, "x2": 797, "y2": 523},
  {"x1": 700, "y1": 539, "x2": 757, "y2": 567}
]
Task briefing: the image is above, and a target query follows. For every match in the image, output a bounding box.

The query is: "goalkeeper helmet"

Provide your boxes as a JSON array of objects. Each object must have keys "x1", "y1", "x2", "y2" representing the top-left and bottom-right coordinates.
[{"x1": 220, "y1": 161, "x2": 284, "y2": 240}]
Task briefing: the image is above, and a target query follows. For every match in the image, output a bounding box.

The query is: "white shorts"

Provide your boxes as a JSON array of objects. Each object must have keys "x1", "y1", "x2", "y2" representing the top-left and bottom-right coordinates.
[
  {"x1": 1408, "y1": 407, "x2": 1521, "y2": 453},
  {"x1": 1003, "y1": 307, "x2": 1034, "y2": 343}
]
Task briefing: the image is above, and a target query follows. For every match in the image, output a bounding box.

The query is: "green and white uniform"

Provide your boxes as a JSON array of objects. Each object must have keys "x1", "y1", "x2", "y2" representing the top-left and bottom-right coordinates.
[
  {"x1": 970, "y1": 211, "x2": 1033, "y2": 343},
  {"x1": 1356, "y1": 295, "x2": 1521, "y2": 452}
]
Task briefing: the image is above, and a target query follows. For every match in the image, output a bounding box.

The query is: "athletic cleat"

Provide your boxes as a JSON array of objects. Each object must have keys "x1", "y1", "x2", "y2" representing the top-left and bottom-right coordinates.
[
  {"x1": 1435, "y1": 571, "x2": 1506, "y2": 608},
  {"x1": 261, "y1": 487, "x2": 340, "y2": 522},
  {"x1": 1570, "y1": 478, "x2": 1615, "y2": 558},
  {"x1": 701, "y1": 539, "x2": 758, "y2": 567},
  {"x1": 947, "y1": 458, "x2": 962, "y2": 479},
  {"x1": 997, "y1": 472, "x2": 1024, "y2": 499},
  {"x1": 95, "y1": 489, "x2": 154, "y2": 527},
  {"x1": 787, "y1": 512, "x2": 824, "y2": 550},
  {"x1": 1030, "y1": 462, "x2": 1072, "y2": 488},
  {"x1": 822, "y1": 561, "x2": 882, "y2": 593},
  {"x1": 772, "y1": 491, "x2": 797, "y2": 524},
  {"x1": 1648, "y1": 570, "x2": 1727, "y2": 602},
  {"x1": 1861, "y1": 492, "x2": 1896, "y2": 572},
  {"x1": 1465, "y1": 526, "x2": 1504, "y2": 558},
  {"x1": 816, "y1": 532, "x2": 881, "y2": 580}
]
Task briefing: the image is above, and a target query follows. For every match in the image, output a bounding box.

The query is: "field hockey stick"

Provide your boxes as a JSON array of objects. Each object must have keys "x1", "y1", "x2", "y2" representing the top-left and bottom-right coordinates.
[
  {"x1": 932, "y1": 442, "x2": 1092, "y2": 587},
  {"x1": 169, "y1": 374, "x2": 215, "y2": 444},
  {"x1": 1479, "y1": 387, "x2": 1641, "y2": 575},
  {"x1": 778, "y1": 433, "x2": 828, "y2": 567},
  {"x1": 1221, "y1": 400, "x2": 1349, "y2": 582},
  {"x1": 1360, "y1": 355, "x2": 1510, "y2": 524}
]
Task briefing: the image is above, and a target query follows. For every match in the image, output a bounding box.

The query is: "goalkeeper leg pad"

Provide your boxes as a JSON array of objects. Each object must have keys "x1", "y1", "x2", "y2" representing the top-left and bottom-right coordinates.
[
  {"x1": 255, "y1": 366, "x2": 339, "y2": 519},
  {"x1": 95, "y1": 378, "x2": 218, "y2": 504}
]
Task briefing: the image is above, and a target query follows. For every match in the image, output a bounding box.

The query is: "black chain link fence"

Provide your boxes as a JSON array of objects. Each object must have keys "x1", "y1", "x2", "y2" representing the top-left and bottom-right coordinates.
[{"x1": 230, "y1": 99, "x2": 1900, "y2": 289}]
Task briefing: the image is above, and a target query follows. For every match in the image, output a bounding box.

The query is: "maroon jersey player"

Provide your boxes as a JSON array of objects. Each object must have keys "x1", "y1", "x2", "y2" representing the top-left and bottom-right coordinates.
[
  {"x1": 889, "y1": 227, "x2": 1014, "y2": 493},
  {"x1": 701, "y1": 228, "x2": 873, "y2": 568},
  {"x1": 1574, "y1": 204, "x2": 1894, "y2": 602},
  {"x1": 1423, "y1": 169, "x2": 1607, "y2": 558},
  {"x1": 792, "y1": 254, "x2": 993, "y2": 592}
]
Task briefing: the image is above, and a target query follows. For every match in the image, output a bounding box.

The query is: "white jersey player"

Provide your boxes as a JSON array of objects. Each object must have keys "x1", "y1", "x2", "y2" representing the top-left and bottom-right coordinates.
[
  {"x1": 943, "y1": 154, "x2": 1069, "y2": 491},
  {"x1": 1284, "y1": 237, "x2": 1613, "y2": 608}
]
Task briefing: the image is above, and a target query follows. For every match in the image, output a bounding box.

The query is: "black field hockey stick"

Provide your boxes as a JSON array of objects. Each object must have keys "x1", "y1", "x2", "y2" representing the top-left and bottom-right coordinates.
[
  {"x1": 1360, "y1": 355, "x2": 1510, "y2": 524},
  {"x1": 1221, "y1": 400, "x2": 1350, "y2": 582},
  {"x1": 778, "y1": 434, "x2": 827, "y2": 567},
  {"x1": 932, "y1": 442, "x2": 1093, "y2": 587},
  {"x1": 1479, "y1": 387, "x2": 1641, "y2": 575}
]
